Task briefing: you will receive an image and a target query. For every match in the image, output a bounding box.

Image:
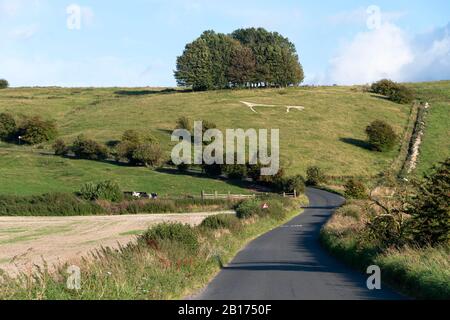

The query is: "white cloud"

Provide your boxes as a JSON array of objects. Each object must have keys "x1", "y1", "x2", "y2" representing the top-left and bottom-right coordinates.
[
  {"x1": 325, "y1": 23, "x2": 414, "y2": 85},
  {"x1": 321, "y1": 22, "x2": 450, "y2": 85},
  {"x1": 9, "y1": 24, "x2": 38, "y2": 39},
  {"x1": 328, "y1": 7, "x2": 406, "y2": 26}
]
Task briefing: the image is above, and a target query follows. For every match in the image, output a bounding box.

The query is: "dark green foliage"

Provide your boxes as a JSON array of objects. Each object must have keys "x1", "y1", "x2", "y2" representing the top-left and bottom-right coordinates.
[
  {"x1": 78, "y1": 181, "x2": 123, "y2": 202},
  {"x1": 0, "y1": 113, "x2": 16, "y2": 141},
  {"x1": 116, "y1": 130, "x2": 161, "y2": 166},
  {"x1": 175, "y1": 28, "x2": 304, "y2": 91},
  {"x1": 371, "y1": 79, "x2": 398, "y2": 96},
  {"x1": 177, "y1": 163, "x2": 190, "y2": 172},
  {"x1": 408, "y1": 159, "x2": 450, "y2": 246},
  {"x1": 132, "y1": 143, "x2": 163, "y2": 167},
  {"x1": 0, "y1": 193, "x2": 105, "y2": 216},
  {"x1": 72, "y1": 135, "x2": 108, "y2": 160},
  {"x1": 140, "y1": 223, "x2": 199, "y2": 253},
  {"x1": 235, "y1": 198, "x2": 261, "y2": 219},
  {"x1": 0, "y1": 79, "x2": 8, "y2": 89},
  {"x1": 366, "y1": 120, "x2": 398, "y2": 152},
  {"x1": 200, "y1": 214, "x2": 241, "y2": 231},
  {"x1": 174, "y1": 38, "x2": 213, "y2": 91},
  {"x1": 306, "y1": 166, "x2": 326, "y2": 186},
  {"x1": 52, "y1": 139, "x2": 69, "y2": 156},
  {"x1": 371, "y1": 79, "x2": 414, "y2": 104},
  {"x1": 224, "y1": 164, "x2": 248, "y2": 180},
  {"x1": 344, "y1": 178, "x2": 367, "y2": 199},
  {"x1": 18, "y1": 116, "x2": 57, "y2": 145},
  {"x1": 202, "y1": 163, "x2": 223, "y2": 177},
  {"x1": 281, "y1": 175, "x2": 306, "y2": 194}
]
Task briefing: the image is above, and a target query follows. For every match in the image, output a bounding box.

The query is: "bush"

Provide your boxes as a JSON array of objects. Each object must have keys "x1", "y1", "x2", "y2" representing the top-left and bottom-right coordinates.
[
  {"x1": 202, "y1": 163, "x2": 223, "y2": 177},
  {"x1": 0, "y1": 79, "x2": 8, "y2": 89},
  {"x1": 389, "y1": 85, "x2": 414, "y2": 104},
  {"x1": 0, "y1": 193, "x2": 105, "y2": 216},
  {"x1": 200, "y1": 214, "x2": 241, "y2": 231},
  {"x1": 72, "y1": 135, "x2": 108, "y2": 160},
  {"x1": 78, "y1": 181, "x2": 123, "y2": 202},
  {"x1": 366, "y1": 120, "x2": 398, "y2": 152},
  {"x1": 344, "y1": 178, "x2": 367, "y2": 199},
  {"x1": 0, "y1": 113, "x2": 16, "y2": 141},
  {"x1": 371, "y1": 79, "x2": 414, "y2": 104},
  {"x1": 235, "y1": 198, "x2": 261, "y2": 219},
  {"x1": 140, "y1": 223, "x2": 199, "y2": 253},
  {"x1": 281, "y1": 175, "x2": 305, "y2": 194},
  {"x1": 176, "y1": 116, "x2": 192, "y2": 132},
  {"x1": 408, "y1": 158, "x2": 450, "y2": 246},
  {"x1": 224, "y1": 164, "x2": 247, "y2": 180},
  {"x1": 132, "y1": 142, "x2": 163, "y2": 167},
  {"x1": 371, "y1": 79, "x2": 398, "y2": 96},
  {"x1": 264, "y1": 199, "x2": 285, "y2": 220},
  {"x1": 177, "y1": 163, "x2": 190, "y2": 172},
  {"x1": 53, "y1": 139, "x2": 69, "y2": 156},
  {"x1": 17, "y1": 116, "x2": 58, "y2": 145},
  {"x1": 306, "y1": 166, "x2": 326, "y2": 186},
  {"x1": 116, "y1": 130, "x2": 160, "y2": 165}
]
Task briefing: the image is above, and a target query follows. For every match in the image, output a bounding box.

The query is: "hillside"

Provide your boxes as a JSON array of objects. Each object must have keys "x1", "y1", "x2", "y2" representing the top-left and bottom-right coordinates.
[{"x1": 0, "y1": 82, "x2": 447, "y2": 196}]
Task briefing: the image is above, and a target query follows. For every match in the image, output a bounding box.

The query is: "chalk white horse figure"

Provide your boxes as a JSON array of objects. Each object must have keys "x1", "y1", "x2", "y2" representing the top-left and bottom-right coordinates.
[{"x1": 240, "y1": 101, "x2": 304, "y2": 114}]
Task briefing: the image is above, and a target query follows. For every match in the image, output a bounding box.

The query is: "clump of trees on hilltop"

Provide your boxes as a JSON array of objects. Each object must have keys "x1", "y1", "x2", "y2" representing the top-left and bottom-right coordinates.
[{"x1": 175, "y1": 28, "x2": 304, "y2": 91}]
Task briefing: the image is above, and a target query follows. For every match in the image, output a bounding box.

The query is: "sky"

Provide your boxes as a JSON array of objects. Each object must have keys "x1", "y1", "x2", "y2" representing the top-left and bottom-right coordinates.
[{"x1": 0, "y1": 0, "x2": 449, "y2": 87}]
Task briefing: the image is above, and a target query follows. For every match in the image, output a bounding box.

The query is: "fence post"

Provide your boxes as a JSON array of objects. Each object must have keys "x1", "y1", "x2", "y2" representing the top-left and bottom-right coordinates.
[
  {"x1": 228, "y1": 191, "x2": 231, "y2": 199},
  {"x1": 214, "y1": 191, "x2": 218, "y2": 199},
  {"x1": 294, "y1": 189, "x2": 297, "y2": 198},
  {"x1": 283, "y1": 192, "x2": 286, "y2": 198},
  {"x1": 201, "y1": 190, "x2": 205, "y2": 200}
]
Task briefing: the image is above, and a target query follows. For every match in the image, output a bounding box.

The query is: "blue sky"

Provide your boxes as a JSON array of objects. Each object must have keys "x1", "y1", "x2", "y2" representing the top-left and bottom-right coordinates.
[{"x1": 0, "y1": 0, "x2": 449, "y2": 87}]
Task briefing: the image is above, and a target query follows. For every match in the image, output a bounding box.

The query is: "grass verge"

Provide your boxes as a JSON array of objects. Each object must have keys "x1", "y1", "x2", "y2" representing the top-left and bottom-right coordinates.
[
  {"x1": 0, "y1": 195, "x2": 308, "y2": 300},
  {"x1": 320, "y1": 202, "x2": 450, "y2": 300}
]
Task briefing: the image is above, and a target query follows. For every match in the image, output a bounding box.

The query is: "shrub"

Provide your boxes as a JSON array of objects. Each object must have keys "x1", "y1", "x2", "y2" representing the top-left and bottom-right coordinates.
[
  {"x1": 389, "y1": 85, "x2": 414, "y2": 104},
  {"x1": 140, "y1": 223, "x2": 199, "y2": 253},
  {"x1": 366, "y1": 120, "x2": 398, "y2": 152},
  {"x1": 176, "y1": 116, "x2": 192, "y2": 132},
  {"x1": 371, "y1": 79, "x2": 398, "y2": 96},
  {"x1": 235, "y1": 198, "x2": 261, "y2": 219},
  {"x1": 339, "y1": 204, "x2": 361, "y2": 220},
  {"x1": 200, "y1": 214, "x2": 241, "y2": 231},
  {"x1": 132, "y1": 142, "x2": 163, "y2": 167},
  {"x1": 306, "y1": 166, "x2": 326, "y2": 186},
  {"x1": 17, "y1": 116, "x2": 58, "y2": 145},
  {"x1": 0, "y1": 193, "x2": 105, "y2": 216},
  {"x1": 371, "y1": 79, "x2": 414, "y2": 104},
  {"x1": 247, "y1": 163, "x2": 262, "y2": 182},
  {"x1": 224, "y1": 164, "x2": 247, "y2": 180},
  {"x1": 202, "y1": 163, "x2": 223, "y2": 177},
  {"x1": 0, "y1": 113, "x2": 16, "y2": 141},
  {"x1": 264, "y1": 199, "x2": 285, "y2": 220},
  {"x1": 0, "y1": 79, "x2": 8, "y2": 89},
  {"x1": 78, "y1": 181, "x2": 123, "y2": 202},
  {"x1": 281, "y1": 175, "x2": 306, "y2": 194},
  {"x1": 53, "y1": 139, "x2": 69, "y2": 156},
  {"x1": 408, "y1": 158, "x2": 450, "y2": 246},
  {"x1": 72, "y1": 135, "x2": 108, "y2": 160},
  {"x1": 344, "y1": 178, "x2": 367, "y2": 199}
]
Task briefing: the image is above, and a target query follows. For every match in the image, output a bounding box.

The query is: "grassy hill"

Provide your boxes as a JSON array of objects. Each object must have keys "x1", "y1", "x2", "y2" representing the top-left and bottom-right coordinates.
[
  {"x1": 0, "y1": 82, "x2": 447, "y2": 196},
  {"x1": 406, "y1": 81, "x2": 450, "y2": 175}
]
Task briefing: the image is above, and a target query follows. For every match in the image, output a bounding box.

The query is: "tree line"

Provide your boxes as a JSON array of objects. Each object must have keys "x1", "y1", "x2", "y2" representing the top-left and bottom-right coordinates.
[{"x1": 175, "y1": 28, "x2": 304, "y2": 91}]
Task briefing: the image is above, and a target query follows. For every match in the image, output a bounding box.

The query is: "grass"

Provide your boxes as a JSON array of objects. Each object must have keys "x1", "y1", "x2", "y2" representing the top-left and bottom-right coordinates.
[
  {"x1": 406, "y1": 81, "x2": 450, "y2": 175},
  {"x1": 321, "y1": 201, "x2": 450, "y2": 300},
  {"x1": 0, "y1": 85, "x2": 414, "y2": 195},
  {"x1": 0, "y1": 195, "x2": 308, "y2": 300}
]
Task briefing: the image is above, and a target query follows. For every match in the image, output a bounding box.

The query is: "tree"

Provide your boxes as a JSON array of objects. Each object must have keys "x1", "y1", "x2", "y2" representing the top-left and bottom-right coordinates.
[
  {"x1": 366, "y1": 120, "x2": 398, "y2": 152},
  {"x1": 227, "y1": 45, "x2": 256, "y2": 87},
  {"x1": 72, "y1": 135, "x2": 108, "y2": 160},
  {"x1": 0, "y1": 113, "x2": 16, "y2": 141},
  {"x1": 132, "y1": 142, "x2": 163, "y2": 167},
  {"x1": 18, "y1": 116, "x2": 58, "y2": 145},
  {"x1": 408, "y1": 159, "x2": 450, "y2": 246},
  {"x1": 174, "y1": 38, "x2": 213, "y2": 91},
  {"x1": 0, "y1": 79, "x2": 9, "y2": 89},
  {"x1": 306, "y1": 166, "x2": 326, "y2": 186},
  {"x1": 344, "y1": 178, "x2": 367, "y2": 199}
]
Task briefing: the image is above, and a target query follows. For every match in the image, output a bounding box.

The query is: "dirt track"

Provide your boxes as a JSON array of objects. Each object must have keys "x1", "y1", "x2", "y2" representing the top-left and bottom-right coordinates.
[{"x1": 0, "y1": 212, "x2": 233, "y2": 275}]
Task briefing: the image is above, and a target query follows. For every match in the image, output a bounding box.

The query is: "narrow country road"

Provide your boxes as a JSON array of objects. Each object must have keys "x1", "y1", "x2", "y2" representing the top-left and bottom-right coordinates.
[{"x1": 197, "y1": 188, "x2": 404, "y2": 300}]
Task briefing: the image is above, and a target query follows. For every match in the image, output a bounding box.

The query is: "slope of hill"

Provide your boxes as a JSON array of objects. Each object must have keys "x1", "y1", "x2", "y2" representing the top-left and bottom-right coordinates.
[{"x1": 0, "y1": 83, "x2": 445, "y2": 195}]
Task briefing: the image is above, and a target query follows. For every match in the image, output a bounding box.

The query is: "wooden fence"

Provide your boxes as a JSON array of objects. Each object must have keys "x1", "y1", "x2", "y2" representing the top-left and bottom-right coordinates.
[{"x1": 201, "y1": 190, "x2": 298, "y2": 200}]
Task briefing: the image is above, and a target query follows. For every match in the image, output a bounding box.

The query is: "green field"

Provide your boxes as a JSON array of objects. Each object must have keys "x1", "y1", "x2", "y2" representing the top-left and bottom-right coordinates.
[
  {"x1": 0, "y1": 83, "x2": 446, "y2": 196},
  {"x1": 406, "y1": 81, "x2": 450, "y2": 175}
]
